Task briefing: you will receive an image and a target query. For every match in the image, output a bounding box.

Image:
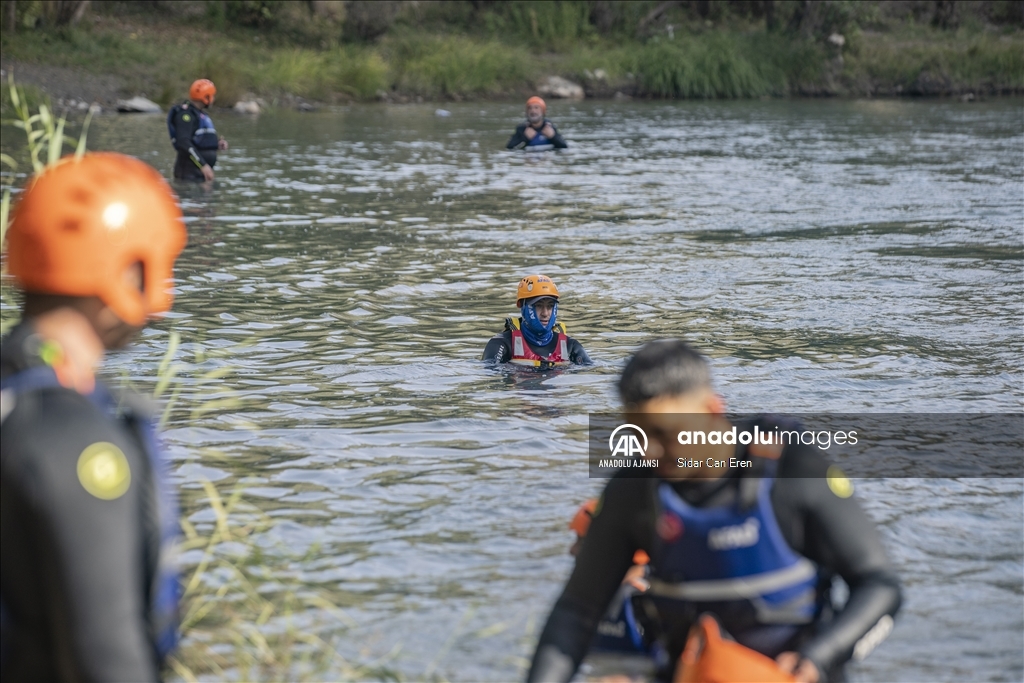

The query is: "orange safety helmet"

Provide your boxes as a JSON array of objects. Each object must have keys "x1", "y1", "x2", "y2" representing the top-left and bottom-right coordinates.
[
  {"x1": 6, "y1": 152, "x2": 188, "y2": 326},
  {"x1": 569, "y1": 498, "x2": 598, "y2": 536},
  {"x1": 190, "y1": 78, "x2": 217, "y2": 106},
  {"x1": 516, "y1": 274, "x2": 559, "y2": 307},
  {"x1": 526, "y1": 96, "x2": 546, "y2": 114}
]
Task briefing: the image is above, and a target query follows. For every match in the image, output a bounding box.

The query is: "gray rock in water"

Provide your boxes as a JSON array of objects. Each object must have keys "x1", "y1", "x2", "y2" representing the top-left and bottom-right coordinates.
[
  {"x1": 234, "y1": 100, "x2": 261, "y2": 114},
  {"x1": 116, "y1": 96, "x2": 162, "y2": 113},
  {"x1": 537, "y1": 76, "x2": 585, "y2": 100},
  {"x1": 435, "y1": 109, "x2": 451, "y2": 117}
]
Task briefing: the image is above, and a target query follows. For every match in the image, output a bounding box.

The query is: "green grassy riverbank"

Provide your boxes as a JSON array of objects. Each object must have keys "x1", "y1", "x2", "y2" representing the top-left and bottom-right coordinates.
[{"x1": 1, "y1": 1, "x2": 1021, "y2": 111}]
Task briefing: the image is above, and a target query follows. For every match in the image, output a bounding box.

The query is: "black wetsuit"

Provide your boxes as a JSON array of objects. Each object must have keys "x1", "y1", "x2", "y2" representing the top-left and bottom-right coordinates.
[
  {"x1": 167, "y1": 101, "x2": 218, "y2": 181},
  {"x1": 0, "y1": 323, "x2": 171, "y2": 682},
  {"x1": 506, "y1": 120, "x2": 568, "y2": 150},
  {"x1": 528, "y1": 426, "x2": 901, "y2": 682},
  {"x1": 481, "y1": 319, "x2": 592, "y2": 365}
]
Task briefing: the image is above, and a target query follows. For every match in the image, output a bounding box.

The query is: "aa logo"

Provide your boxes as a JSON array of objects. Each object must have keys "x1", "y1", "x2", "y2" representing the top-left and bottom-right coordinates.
[{"x1": 609, "y1": 424, "x2": 648, "y2": 458}]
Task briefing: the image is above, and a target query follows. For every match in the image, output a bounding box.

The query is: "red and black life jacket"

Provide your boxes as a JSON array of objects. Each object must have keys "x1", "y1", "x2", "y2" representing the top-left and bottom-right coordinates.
[{"x1": 507, "y1": 317, "x2": 569, "y2": 367}]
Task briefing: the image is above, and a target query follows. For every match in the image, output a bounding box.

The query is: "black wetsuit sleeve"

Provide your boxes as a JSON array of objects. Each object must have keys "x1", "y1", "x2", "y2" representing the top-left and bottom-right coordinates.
[
  {"x1": 482, "y1": 332, "x2": 512, "y2": 363},
  {"x1": 527, "y1": 479, "x2": 647, "y2": 682},
  {"x1": 773, "y1": 447, "x2": 902, "y2": 677},
  {"x1": 567, "y1": 337, "x2": 592, "y2": 365},
  {"x1": 170, "y1": 106, "x2": 206, "y2": 169},
  {"x1": 506, "y1": 123, "x2": 529, "y2": 149},
  {"x1": 547, "y1": 122, "x2": 568, "y2": 149},
  {"x1": 0, "y1": 390, "x2": 158, "y2": 682}
]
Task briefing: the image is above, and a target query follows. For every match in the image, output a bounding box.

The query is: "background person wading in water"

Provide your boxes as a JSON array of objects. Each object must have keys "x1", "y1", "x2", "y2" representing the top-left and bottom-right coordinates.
[
  {"x1": 0, "y1": 153, "x2": 188, "y2": 681},
  {"x1": 167, "y1": 78, "x2": 228, "y2": 182},
  {"x1": 482, "y1": 275, "x2": 591, "y2": 367},
  {"x1": 527, "y1": 340, "x2": 901, "y2": 683},
  {"x1": 506, "y1": 96, "x2": 568, "y2": 150}
]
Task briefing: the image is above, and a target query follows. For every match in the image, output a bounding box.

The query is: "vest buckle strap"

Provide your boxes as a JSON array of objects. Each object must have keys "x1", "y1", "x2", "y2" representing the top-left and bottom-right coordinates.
[{"x1": 648, "y1": 558, "x2": 817, "y2": 602}]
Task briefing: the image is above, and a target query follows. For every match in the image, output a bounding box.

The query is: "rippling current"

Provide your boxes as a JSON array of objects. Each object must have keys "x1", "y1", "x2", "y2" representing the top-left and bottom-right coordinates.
[{"x1": 3, "y1": 98, "x2": 1022, "y2": 681}]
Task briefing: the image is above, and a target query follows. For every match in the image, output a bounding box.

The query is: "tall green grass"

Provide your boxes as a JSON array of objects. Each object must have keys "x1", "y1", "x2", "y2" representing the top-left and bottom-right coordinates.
[
  {"x1": 844, "y1": 30, "x2": 1024, "y2": 92},
  {"x1": 187, "y1": 47, "x2": 390, "y2": 103},
  {"x1": 389, "y1": 35, "x2": 536, "y2": 98},
  {"x1": 488, "y1": 1, "x2": 596, "y2": 50},
  {"x1": 630, "y1": 33, "x2": 825, "y2": 98},
  {"x1": 262, "y1": 48, "x2": 390, "y2": 100},
  {"x1": 170, "y1": 479, "x2": 403, "y2": 682},
  {"x1": 1, "y1": 76, "x2": 92, "y2": 304}
]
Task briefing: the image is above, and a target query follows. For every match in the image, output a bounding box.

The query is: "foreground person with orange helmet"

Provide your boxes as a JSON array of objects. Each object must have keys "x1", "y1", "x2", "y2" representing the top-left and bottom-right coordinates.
[
  {"x1": 1, "y1": 153, "x2": 188, "y2": 681},
  {"x1": 528, "y1": 340, "x2": 901, "y2": 682},
  {"x1": 506, "y1": 96, "x2": 568, "y2": 150},
  {"x1": 167, "y1": 78, "x2": 228, "y2": 181},
  {"x1": 482, "y1": 275, "x2": 591, "y2": 367}
]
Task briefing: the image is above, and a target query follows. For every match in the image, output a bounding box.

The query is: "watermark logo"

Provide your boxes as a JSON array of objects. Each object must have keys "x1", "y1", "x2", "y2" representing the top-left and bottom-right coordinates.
[
  {"x1": 609, "y1": 424, "x2": 648, "y2": 458},
  {"x1": 599, "y1": 424, "x2": 659, "y2": 469}
]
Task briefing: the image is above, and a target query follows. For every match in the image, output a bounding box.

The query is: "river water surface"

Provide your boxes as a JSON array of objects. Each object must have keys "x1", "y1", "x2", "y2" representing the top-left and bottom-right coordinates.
[{"x1": 3, "y1": 99, "x2": 1022, "y2": 681}]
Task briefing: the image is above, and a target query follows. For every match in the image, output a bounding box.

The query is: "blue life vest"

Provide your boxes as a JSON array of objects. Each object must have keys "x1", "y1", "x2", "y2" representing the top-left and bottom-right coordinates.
[
  {"x1": 0, "y1": 366, "x2": 181, "y2": 660},
  {"x1": 526, "y1": 132, "x2": 551, "y2": 147},
  {"x1": 646, "y1": 464, "x2": 822, "y2": 655},
  {"x1": 166, "y1": 103, "x2": 219, "y2": 151},
  {"x1": 525, "y1": 120, "x2": 555, "y2": 151}
]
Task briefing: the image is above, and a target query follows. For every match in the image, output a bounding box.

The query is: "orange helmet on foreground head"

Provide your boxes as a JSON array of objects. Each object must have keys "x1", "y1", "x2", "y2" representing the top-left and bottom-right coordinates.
[
  {"x1": 190, "y1": 78, "x2": 217, "y2": 106},
  {"x1": 526, "y1": 96, "x2": 546, "y2": 114},
  {"x1": 516, "y1": 274, "x2": 559, "y2": 307},
  {"x1": 6, "y1": 152, "x2": 188, "y2": 326}
]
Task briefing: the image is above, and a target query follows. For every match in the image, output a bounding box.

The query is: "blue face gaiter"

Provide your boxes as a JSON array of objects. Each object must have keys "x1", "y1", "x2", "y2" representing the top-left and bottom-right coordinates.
[{"x1": 521, "y1": 299, "x2": 558, "y2": 347}]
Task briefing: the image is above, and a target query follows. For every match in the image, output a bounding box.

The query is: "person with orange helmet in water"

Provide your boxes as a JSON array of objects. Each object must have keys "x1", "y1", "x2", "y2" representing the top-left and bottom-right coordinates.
[
  {"x1": 167, "y1": 78, "x2": 228, "y2": 181},
  {"x1": 482, "y1": 275, "x2": 591, "y2": 366},
  {"x1": 1, "y1": 153, "x2": 188, "y2": 681},
  {"x1": 506, "y1": 96, "x2": 568, "y2": 150}
]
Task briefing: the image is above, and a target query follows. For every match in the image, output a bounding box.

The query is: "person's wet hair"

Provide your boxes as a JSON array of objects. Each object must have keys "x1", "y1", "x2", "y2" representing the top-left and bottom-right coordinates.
[{"x1": 618, "y1": 339, "x2": 711, "y2": 407}]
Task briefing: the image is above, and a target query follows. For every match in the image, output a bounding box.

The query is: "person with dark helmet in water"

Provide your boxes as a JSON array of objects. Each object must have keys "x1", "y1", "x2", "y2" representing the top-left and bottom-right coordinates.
[
  {"x1": 167, "y1": 78, "x2": 228, "y2": 182},
  {"x1": 482, "y1": 275, "x2": 591, "y2": 367},
  {"x1": 506, "y1": 96, "x2": 568, "y2": 151},
  {"x1": 1, "y1": 153, "x2": 187, "y2": 681},
  {"x1": 528, "y1": 340, "x2": 901, "y2": 682}
]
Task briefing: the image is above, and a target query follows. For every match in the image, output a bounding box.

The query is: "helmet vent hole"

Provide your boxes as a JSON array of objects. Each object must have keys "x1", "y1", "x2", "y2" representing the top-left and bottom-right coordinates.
[{"x1": 62, "y1": 219, "x2": 81, "y2": 233}]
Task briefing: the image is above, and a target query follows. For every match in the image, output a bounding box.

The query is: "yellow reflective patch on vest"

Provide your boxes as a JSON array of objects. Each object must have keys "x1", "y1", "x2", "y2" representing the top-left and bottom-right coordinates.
[
  {"x1": 826, "y1": 465, "x2": 853, "y2": 498},
  {"x1": 77, "y1": 442, "x2": 131, "y2": 500},
  {"x1": 182, "y1": 114, "x2": 191, "y2": 122}
]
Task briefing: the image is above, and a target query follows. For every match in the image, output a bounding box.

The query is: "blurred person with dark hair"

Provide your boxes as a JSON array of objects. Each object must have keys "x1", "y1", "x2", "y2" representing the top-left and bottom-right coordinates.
[{"x1": 528, "y1": 340, "x2": 901, "y2": 682}]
